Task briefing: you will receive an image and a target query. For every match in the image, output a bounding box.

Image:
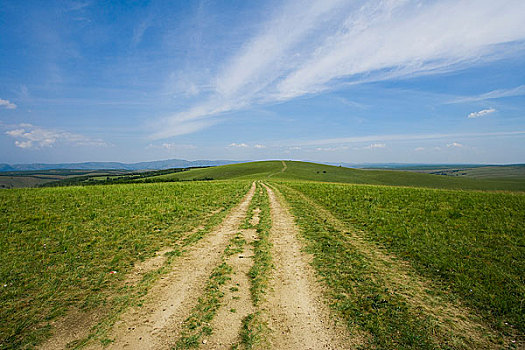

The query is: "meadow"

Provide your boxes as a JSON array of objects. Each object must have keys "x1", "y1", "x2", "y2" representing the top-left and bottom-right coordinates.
[
  {"x1": 0, "y1": 181, "x2": 249, "y2": 348},
  {"x1": 277, "y1": 181, "x2": 524, "y2": 347},
  {"x1": 0, "y1": 160, "x2": 523, "y2": 348},
  {"x1": 151, "y1": 161, "x2": 525, "y2": 192}
]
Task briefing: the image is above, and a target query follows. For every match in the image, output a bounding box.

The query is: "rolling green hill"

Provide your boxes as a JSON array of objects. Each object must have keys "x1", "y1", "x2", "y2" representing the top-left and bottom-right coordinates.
[{"x1": 148, "y1": 160, "x2": 525, "y2": 191}]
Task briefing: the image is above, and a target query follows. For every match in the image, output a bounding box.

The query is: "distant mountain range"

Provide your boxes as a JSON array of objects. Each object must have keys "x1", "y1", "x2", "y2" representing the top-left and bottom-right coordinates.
[{"x1": 0, "y1": 159, "x2": 244, "y2": 172}]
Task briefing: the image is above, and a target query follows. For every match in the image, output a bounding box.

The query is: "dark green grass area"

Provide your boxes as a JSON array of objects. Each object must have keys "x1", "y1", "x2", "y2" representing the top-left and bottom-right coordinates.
[
  {"x1": 0, "y1": 181, "x2": 250, "y2": 349},
  {"x1": 281, "y1": 182, "x2": 525, "y2": 336},
  {"x1": 152, "y1": 161, "x2": 525, "y2": 191},
  {"x1": 399, "y1": 164, "x2": 525, "y2": 183},
  {"x1": 0, "y1": 169, "x2": 132, "y2": 189}
]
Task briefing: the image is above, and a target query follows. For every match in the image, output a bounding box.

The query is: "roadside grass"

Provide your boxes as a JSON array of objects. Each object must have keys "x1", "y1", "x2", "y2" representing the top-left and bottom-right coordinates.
[
  {"x1": 280, "y1": 182, "x2": 524, "y2": 341},
  {"x1": 273, "y1": 184, "x2": 445, "y2": 348},
  {"x1": 176, "y1": 231, "x2": 247, "y2": 348},
  {"x1": 0, "y1": 181, "x2": 250, "y2": 349}
]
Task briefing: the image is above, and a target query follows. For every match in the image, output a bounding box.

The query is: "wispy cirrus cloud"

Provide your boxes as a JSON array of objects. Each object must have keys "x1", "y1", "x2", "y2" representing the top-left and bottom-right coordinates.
[
  {"x1": 468, "y1": 108, "x2": 496, "y2": 118},
  {"x1": 154, "y1": 0, "x2": 525, "y2": 139},
  {"x1": 0, "y1": 98, "x2": 17, "y2": 109},
  {"x1": 277, "y1": 130, "x2": 525, "y2": 148},
  {"x1": 448, "y1": 85, "x2": 525, "y2": 103},
  {"x1": 5, "y1": 123, "x2": 107, "y2": 149}
]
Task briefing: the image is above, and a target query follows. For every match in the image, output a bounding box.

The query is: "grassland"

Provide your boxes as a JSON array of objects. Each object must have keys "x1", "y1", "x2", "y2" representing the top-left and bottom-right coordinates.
[
  {"x1": 0, "y1": 181, "x2": 250, "y2": 349},
  {"x1": 150, "y1": 160, "x2": 525, "y2": 191},
  {"x1": 396, "y1": 164, "x2": 525, "y2": 183},
  {"x1": 277, "y1": 181, "x2": 524, "y2": 346},
  {"x1": 1, "y1": 160, "x2": 523, "y2": 348}
]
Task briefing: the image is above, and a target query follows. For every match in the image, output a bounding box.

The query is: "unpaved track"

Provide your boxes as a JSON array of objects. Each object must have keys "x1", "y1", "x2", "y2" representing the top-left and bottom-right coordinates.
[
  {"x1": 204, "y1": 227, "x2": 257, "y2": 348},
  {"x1": 262, "y1": 184, "x2": 350, "y2": 349},
  {"x1": 40, "y1": 209, "x2": 226, "y2": 350},
  {"x1": 268, "y1": 160, "x2": 287, "y2": 178},
  {"x1": 281, "y1": 160, "x2": 287, "y2": 172},
  {"x1": 84, "y1": 183, "x2": 256, "y2": 350}
]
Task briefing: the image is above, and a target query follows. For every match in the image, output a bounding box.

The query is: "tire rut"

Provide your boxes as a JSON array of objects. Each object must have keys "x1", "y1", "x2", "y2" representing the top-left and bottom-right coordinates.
[
  {"x1": 39, "y1": 209, "x2": 226, "y2": 350},
  {"x1": 203, "y1": 226, "x2": 257, "y2": 348},
  {"x1": 84, "y1": 182, "x2": 256, "y2": 350},
  {"x1": 281, "y1": 184, "x2": 499, "y2": 348},
  {"x1": 262, "y1": 184, "x2": 351, "y2": 350}
]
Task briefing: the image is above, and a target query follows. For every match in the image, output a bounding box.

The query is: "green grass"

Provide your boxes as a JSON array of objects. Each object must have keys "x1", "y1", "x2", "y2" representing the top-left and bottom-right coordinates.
[
  {"x1": 0, "y1": 181, "x2": 250, "y2": 349},
  {"x1": 0, "y1": 169, "x2": 132, "y2": 189},
  {"x1": 279, "y1": 182, "x2": 525, "y2": 338},
  {"x1": 2, "y1": 159, "x2": 523, "y2": 348},
  {"x1": 152, "y1": 161, "x2": 525, "y2": 191},
  {"x1": 274, "y1": 183, "x2": 443, "y2": 348}
]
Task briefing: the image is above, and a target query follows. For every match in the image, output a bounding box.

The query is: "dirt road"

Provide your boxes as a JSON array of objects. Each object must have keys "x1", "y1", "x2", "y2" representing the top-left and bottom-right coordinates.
[
  {"x1": 41, "y1": 181, "x2": 353, "y2": 349},
  {"x1": 262, "y1": 184, "x2": 350, "y2": 349}
]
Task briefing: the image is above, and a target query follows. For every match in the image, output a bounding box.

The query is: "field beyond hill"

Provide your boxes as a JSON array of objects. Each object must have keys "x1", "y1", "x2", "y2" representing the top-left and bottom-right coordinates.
[{"x1": 1, "y1": 161, "x2": 523, "y2": 349}]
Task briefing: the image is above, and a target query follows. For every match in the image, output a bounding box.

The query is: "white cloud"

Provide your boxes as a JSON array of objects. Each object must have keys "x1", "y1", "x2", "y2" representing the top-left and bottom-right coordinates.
[
  {"x1": 5, "y1": 124, "x2": 106, "y2": 149},
  {"x1": 363, "y1": 143, "x2": 386, "y2": 150},
  {"x1": 415, "y1": 147, "x2": 425, "y2": 151},
  {"x1": 284, "y1": 131, "x2": 525, "y2": 147},
  {"x1": 447, "y1": 142, "x2": 463, "y2": 148},
  {"x1": 254, "y1": 144, "x2": 266, "y2": 149},
  {"x1": 467, "y1": 108, "x2": 496, "y2": 118},
  {"x1": 153, "y1": 0, "x2": 525, "y2": 138},
  {"x1": 0, "y1": 98, "x2": 16, "y2": 109},
  {"x1": 316, "y1": 146, "x2": 349, "y2": 152},
  {"x1": 228, "y1": 143, "x2": 249, "y2": 148},
  {"x1": 157, "y1": 143, "x2": 196, "y2": 151}
]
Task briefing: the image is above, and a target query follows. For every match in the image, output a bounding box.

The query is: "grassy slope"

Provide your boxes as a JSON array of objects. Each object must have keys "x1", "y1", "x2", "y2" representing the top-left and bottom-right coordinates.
[
  {"x1": 152, "y1": 161, "x2": 525, "y2": 191},
  {"x1": 280, "y1": 182, "x2": 524, "y2": 336}
]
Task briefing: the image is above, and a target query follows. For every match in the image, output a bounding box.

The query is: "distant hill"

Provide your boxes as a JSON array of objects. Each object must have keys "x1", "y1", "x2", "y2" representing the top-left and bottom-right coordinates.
[
  {"x1": 149, "y1": 160, "x2": 525, "y2": 192},
  {"x1": 0, "y1": 159, "x2": 243, "y2": 172}
]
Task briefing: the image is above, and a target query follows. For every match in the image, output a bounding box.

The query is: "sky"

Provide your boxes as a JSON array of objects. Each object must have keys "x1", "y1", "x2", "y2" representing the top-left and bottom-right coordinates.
[{"x1": 1, "y1": 0, "x2": 524, "y2": 165}]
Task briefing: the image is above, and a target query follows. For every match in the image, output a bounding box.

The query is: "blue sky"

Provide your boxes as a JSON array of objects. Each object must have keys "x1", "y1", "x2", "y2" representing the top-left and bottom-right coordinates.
[{"x1": 1, "y1": 0, "x2": 524, "y2": 164}]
